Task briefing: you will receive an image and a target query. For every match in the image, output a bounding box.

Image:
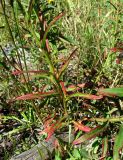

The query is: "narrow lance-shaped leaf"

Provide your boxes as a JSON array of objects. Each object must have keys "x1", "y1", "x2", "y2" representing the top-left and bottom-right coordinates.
[
  {"x1": 12, "y1": 70, "x2": 54, "y2": 81},
  {"x1": 58, "y1": 48, "x2": 78, "y2": 79},
  {"x1": 73, "y1": 123, "x2": 108, "y2": 145},
  {"x1": 44, "y1": 113, "x2": 56, "y2": 128},
  {"x1": 98, "y1": 88, "x2": 123, "y2": 97},
  {"x1": 44, "y1": 117, "x2": 54, "y2": 128},
  {"x1": 17, "y1": 70, "x2": 60, "y2": 90},
  {"x1": 73, "y1": 121, "x2": 91, "y2": 133},
  {"x1": 41, "y1": 12, "x2": 65, "y2": 48},
  {"x1": 12, "y1": 70, "x2": 49, "y2": 75},
  {"x1": 39, "y1": 122, "x2": 63, "y2": 141},
  {"x1": 113, "y1": 124, "x2": 123, "y2": 160},
  {"x1": 15, "y1": 91, "x2": 59, "y2": 100},
  {"x1": 39, "y1": 116, "x2": 66, "y2": 141},
  {"x1": 67, "y1": 92, "x2": 103, "y2": 100}
]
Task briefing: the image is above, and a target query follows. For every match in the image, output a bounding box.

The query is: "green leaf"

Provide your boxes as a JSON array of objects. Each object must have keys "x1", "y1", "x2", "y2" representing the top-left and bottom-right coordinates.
[
  {"x1": 29, "y1": 108, "x2": 35, "y2": 122},
  {"x1": 80, "y1": 149, "x2": 90, "y2": 159},
  {"x1": 113, "y1": 124, "x2": 123, "y2": 160},
  {"x1": 37, "y1": 147, "x2": 45, "y2": 159},
  {"x1": 12, "y1": 70, "x2": 53, "y2": 81},
  {"x1": 3, "y1": 115, "x2": 24, "y2": 124},
  {"x1": 73, "y1": 123, "x2": 108, "y2": 145},
  {"x1": 98, "y1": 88, "x2": 123, "y2": 97},
  {"x1": 67, "y1": 92, "x2": 103, "y2": 100},
  {"x1": 15, "y1": 91, "x2": 59, "y2": 100},
  {"x1": 21, "y1": 112, "x2": 29, "y2": 122},
  {"x1": 72, "y1": 148, "x2": 81, "y2": 159},
  {"x1": 55, "y1": 150, "x2": 62, "y2": 160}
]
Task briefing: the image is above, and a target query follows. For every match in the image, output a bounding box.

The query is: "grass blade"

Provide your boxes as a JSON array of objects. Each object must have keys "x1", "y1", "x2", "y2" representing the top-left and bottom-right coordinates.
[{"x1": 113, "y1": 124, "x2": 123, "y2": 160}]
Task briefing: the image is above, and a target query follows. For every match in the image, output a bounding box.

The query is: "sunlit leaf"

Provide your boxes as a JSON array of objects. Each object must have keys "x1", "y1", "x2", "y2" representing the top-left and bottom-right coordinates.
[
  {"x1": 73, "y1": 123, "x2": 108, "y2": 145},
  {"x1": 47, "y1": 0, "x2": 54, "y2": 3},
  {"x1": 12, "y1": 70, "x2": 53, "y2": 81},
  {"x1": 15, "y1": 91, "x2": 59, "y2": 100},
  {"x1": 98, "y1": 88, "x2": 123, "y2": 97},
  {"x1": 39, "y1": 123, "x2": 56, "y2": 140},
  {"x1": 39, "y1": 121, "x2": 63, "y2": 141},
  {"x1": 44, "y1": 113, "x2": 56, "y2": 128},
  {"x1": 73, "y1": 121, "x2": 91, "y2": 132},
  {"x1": 72, "y1": 148, "x2": 81, "y2": 159},
  {"x1": 55, "y1": 149, "x2": 62, "y2": 160},
  {"x1": 67, "y1": 92, "x2": 103, "y2": 100},
  {"x1": 113, "y1": 124, "x2": 123, "y2": 160},
  {"x1": 44, "y1": 117, "x2": 54, "y2": 128}
]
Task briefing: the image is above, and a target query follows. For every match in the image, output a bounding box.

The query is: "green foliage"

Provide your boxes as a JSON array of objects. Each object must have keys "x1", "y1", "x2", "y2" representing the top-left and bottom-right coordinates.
[
  {"x1": 113, "y1": 124, "x2": 123, "y2": 160},
  {"x1": 99, "y1": 87, "x2": 123, "y2": 97},
  {"x1": 73, "y1": 123, "x2": 108, "y2": 145},
  {"x1": 0, "y1": 0, "x2": 123, "y2": 159}
]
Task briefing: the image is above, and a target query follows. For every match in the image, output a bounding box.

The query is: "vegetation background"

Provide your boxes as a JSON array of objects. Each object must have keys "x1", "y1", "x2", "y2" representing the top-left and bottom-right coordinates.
[{"x1": 0, "y1": 0, "x2": 123, "y2": 159}]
